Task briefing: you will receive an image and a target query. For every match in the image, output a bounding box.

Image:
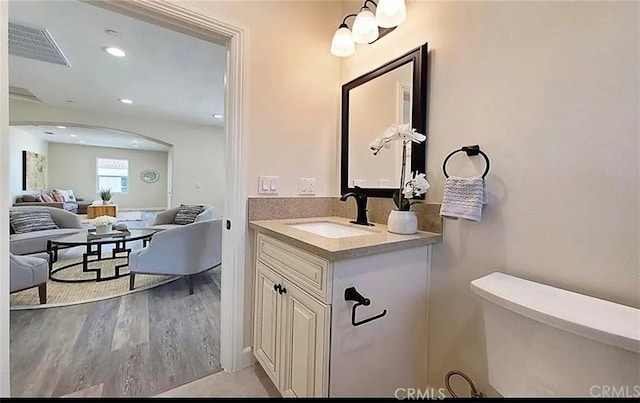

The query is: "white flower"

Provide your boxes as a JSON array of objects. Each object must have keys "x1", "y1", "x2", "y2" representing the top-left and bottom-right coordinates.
[
  {"x1": 369, "y1": 123, "x2": 426, "y2": 155},
  {"x1": 402, "y1": 172, "x2": 430, "y2": 199},
  {"x1": 91, "y1": 215, "x2": 117, "y2": 226},
  {"x1": 396, "y1": 123, "x2": 427, "y2": 144}
]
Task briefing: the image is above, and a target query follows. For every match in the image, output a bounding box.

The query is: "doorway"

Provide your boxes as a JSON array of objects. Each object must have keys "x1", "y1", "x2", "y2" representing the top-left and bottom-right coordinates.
[{"x1": 0, "y1": 0, "x2": 247, "y2": 396}]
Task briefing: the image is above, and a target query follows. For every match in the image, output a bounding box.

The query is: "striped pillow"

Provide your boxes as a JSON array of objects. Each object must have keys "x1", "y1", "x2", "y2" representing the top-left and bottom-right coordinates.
[
  {"x1": 52, "y1": 192, "x2": 65, "y2": 203},
  {"x1": 173, "y1": 205, "x2": 205, "y2": 225},
  {"x1": 41, "y1": 193, "x2": 54, "y2": 203},
  {"x1": 10, "y1": 209, "x2": 59, "y2": 234}
]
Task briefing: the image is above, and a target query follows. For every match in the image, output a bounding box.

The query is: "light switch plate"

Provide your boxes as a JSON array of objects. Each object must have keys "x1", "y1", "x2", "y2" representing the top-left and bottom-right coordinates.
[
  {"x1": 298, "y1": 178, "x2": 316, "y2": 195},
  {"x1": 258, "y1": 176, "x2": 279, "y2": 194}
]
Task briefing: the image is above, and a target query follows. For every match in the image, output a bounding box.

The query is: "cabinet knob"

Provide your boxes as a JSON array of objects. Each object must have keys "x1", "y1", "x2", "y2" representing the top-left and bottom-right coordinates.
[
  {"x1": 280, "y1": 287, "x2": 287, "y2": 295},
  {"x1": 274, "y1": 283, "x2": 281, "y2": 293}
]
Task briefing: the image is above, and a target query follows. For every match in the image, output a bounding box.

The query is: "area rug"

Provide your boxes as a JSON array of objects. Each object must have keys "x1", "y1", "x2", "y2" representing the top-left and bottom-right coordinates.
[
  {"x1": 10, "y1": 256, "x2": 179, "y2": 310},
  {"x1": 78, "y1": 211, "x2": 143, "y2": 224}
]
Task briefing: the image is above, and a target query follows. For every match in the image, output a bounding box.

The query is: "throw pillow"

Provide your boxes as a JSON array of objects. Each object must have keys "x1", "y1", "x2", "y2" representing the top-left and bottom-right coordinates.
[
  {"x1": 54, "y1": 189, "x2": 76, "y2": 202},
  {"x1": 52, "y1": 192, "x2": 65, "y2": 203},
  {"x1": 173, "y1": 205, "x2": 205, "y2": 225},
  {"x1": 10, "y1": 209, "x2": 59, "y2": 234},
  {"x1": 41, "y1": 193, "x2": 54, "y2": 203},
  {"x1": 21, "y1": 195, "x2": 38, "y2": 202}
]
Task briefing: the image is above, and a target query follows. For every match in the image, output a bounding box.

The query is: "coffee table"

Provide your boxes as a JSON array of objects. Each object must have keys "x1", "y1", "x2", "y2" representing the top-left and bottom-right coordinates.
[{"x1": 47, "y1": 229, "x2": 156, "y2": 283}]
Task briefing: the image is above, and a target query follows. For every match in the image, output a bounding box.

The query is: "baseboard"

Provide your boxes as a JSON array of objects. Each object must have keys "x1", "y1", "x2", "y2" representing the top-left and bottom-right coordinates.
[{"x1": 240, "y1": 346, "x2": 256, "y2": 369}]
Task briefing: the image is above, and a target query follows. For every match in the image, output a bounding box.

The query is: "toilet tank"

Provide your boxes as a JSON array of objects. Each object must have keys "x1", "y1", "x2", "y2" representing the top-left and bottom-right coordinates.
[{"x1": 471, "y1": 272, "x2": 640, "y2": 397}]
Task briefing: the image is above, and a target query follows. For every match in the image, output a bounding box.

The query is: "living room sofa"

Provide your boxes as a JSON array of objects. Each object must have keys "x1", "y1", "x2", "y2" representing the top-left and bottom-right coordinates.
[
  {"x1": 10, "y1": 206, "x2": 84, "y2": 256},
  {"x1": 13, "y1": 194, "x2": 92, "y2": 214}
]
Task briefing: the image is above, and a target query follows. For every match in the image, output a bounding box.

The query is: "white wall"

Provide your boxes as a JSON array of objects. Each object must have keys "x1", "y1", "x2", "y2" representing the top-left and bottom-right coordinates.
[
  {"x1": 341, "y1": 1, "x2": 639, "y2": 395},
  {"x1": 47, "y1": 143, "x2": 168, "y2": 209},
  {"x1": 9, "y1": 99, "x2": 226, "y2": 215},
  {"x1": 8, "y1": 126, "x2": 48, "y2": 202},
  {"x1": 179, "y1": 1, "x2": 342, "y2": 198}
]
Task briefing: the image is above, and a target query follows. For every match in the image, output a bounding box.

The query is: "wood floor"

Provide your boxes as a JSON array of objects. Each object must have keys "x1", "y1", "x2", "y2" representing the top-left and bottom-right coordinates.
[{"x1": 10, "y1": 268, "x2": 222, "y2": 397}]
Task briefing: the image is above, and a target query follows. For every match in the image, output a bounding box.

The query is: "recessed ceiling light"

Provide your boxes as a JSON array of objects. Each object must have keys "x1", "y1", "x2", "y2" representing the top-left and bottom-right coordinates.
[
  {"x1": 105, "y1": 29, "x2": 121, "y2": 36},
  {"x1": 44, "y1": 131, "x2": 54, "y2": 135},
  {"x1": 57, "y1": 125, "x2": 66, "y2": 129},
  {"x1": 212, "y1": 114, "x2": 223, "y2": 119},
  {"x1": 79, "y1": 140, "x2": 86, "y2": 144},
  {"x1": 104, "y1": 47, "x2": 126, "y2": 58},
  {"x1": 66, "y1": 100, "x2": 74, "y2": 103},
  {"x1": 119, "y1": 98, "x2": 133, "y2": 104},
  {"x1": 70, "y1": 134, "x2": 78, "y2": 138}
]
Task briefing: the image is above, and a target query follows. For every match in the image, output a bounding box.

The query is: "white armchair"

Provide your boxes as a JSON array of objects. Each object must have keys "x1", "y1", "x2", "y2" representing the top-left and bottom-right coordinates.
[
  {"x1": 128, "y1": 219, "x2": 222, "y2": 294},
  {"x1": 148, "y1": 204, "x2": 215, "y2": 230},
  {"x1": 10, "y1": 253, "x2": 48, "y2": 304}
]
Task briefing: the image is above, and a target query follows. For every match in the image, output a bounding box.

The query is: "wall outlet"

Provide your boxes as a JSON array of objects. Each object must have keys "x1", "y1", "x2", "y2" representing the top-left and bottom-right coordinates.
[
  {"x1": 258, "y1": 176, "x2": 279, "y2": 194},
  {"x1": 298, "y1": 178, "x2": 316, "y2": 195}
]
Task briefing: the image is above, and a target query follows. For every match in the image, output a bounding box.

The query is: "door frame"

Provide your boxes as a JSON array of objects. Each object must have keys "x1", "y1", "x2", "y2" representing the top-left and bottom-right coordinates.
[{"x1": 0, "y1": 0, "x2": 248, "y2": 395}]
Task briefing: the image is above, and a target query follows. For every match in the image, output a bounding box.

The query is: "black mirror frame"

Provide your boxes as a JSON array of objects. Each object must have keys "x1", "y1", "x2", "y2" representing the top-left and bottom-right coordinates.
[{"x1": 340, "y1": 43, "x2": 429, "y2": 198}]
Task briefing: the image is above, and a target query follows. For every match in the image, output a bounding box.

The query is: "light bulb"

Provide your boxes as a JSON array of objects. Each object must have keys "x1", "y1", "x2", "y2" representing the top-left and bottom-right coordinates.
[
  {"x1": 352, "y1": 8, "x2": 379, "y2": 44},
  {"x1": 330, "y1": 25, "x2": 355, "y2": 57},
  {"x1": 375, "y1": 0, "x2": 407, "y2": 28}
]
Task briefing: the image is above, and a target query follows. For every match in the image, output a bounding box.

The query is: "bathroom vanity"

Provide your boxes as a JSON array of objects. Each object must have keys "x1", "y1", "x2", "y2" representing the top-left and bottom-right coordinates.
[{"x1": 249, "y1": 217, "x2": 441, "y2": 397}]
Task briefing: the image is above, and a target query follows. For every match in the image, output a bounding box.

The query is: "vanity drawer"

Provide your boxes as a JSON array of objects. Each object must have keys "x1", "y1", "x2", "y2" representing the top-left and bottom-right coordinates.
[{"x1": 256, "y1": 233, "x2": 330, "y2": 303}]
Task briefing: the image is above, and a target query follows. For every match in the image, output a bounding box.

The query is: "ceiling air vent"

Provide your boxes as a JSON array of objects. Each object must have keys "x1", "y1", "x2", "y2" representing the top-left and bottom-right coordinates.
[
  {"x1": 8, "y1": 21, "x2": 71, "y2": 67},
  {"x1": 9, "y1": 86, "x2": 42, "y2": 103}
]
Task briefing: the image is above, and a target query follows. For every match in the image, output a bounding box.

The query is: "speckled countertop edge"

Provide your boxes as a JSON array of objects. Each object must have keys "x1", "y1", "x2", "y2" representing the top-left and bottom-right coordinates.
[{"x1": 249, "y1": 216, "x2": 442, "y2": 261}]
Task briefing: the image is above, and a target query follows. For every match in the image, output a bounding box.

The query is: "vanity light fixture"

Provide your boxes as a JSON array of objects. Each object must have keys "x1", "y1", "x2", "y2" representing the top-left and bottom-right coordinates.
[
  {"x1": 331, "y1": 0, "x2": 407, "y2": 57},
  {"x1": 376, "y1": 0, "x2": 407, "y2": 28},
  {"x1": 330, "y1": 14, "x2": 357, "y2": 58},
  {"x1": 352, "y1": 1, "x2": 379, "y2": 44}
]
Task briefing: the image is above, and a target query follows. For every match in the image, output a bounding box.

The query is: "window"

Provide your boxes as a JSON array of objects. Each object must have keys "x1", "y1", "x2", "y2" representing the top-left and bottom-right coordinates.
[{"x1": 97, "y1": 158, "x2": 129, "y2": 193}]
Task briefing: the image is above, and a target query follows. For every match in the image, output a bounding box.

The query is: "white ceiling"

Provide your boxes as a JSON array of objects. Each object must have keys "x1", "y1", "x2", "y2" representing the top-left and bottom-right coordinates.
[
  {"x1": 15, "y1": 125, "x2": 171, "y2": 152},
  {"x1": 8, "y1": 0, "x2": 226, "y2": 126}
]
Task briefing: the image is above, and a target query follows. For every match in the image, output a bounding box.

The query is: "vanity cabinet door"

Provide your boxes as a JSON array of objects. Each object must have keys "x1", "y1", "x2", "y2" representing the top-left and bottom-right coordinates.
[
  {"x1": 279, "y1": 280, "x2": 330, "y2": 397},
  {"x1": 253, "y1": 262, "x2": 283, "y2": 386}
]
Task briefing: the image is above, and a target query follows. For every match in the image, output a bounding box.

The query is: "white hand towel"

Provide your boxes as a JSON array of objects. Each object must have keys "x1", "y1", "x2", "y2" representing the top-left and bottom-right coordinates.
[{"x1": 440, "y1": 176, "x2": 487, "y2": 222}]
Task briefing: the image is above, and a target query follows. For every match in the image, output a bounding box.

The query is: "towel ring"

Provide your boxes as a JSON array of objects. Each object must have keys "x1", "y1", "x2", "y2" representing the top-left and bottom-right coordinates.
[{"x1": 442, "y1": 145, "x2": 490, "y2": 179}]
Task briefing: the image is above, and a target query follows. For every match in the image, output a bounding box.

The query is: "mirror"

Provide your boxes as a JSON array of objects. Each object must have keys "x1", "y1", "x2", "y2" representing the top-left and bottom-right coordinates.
[
  {"x1": 341, "y1": 43, "x2": 428, "y2": 198},
  {"x1": 141, "y1": 169, "x2": 160, "y2": 183}
]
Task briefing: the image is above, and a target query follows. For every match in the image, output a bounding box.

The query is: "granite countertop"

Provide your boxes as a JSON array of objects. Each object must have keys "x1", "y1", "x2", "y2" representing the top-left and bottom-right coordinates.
[{"x1": 249, "y1": 216, "x2": 442, "y2": 261}]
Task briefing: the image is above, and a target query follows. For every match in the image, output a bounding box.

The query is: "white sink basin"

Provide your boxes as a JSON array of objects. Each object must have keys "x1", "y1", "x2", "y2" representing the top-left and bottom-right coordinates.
[{"x1": 288, "y1": 222, "x2": 374, "y2": 239}]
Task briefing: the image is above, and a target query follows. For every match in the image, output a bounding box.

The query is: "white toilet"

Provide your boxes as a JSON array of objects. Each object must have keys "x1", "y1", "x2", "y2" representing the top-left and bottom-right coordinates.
[{"x1": 471, "y1": 272, "x2": 640, "y2": 397}]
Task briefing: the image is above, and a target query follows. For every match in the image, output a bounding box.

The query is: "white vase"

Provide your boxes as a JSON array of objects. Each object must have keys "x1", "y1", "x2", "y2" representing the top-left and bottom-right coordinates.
[
  {"x1": 387, "y1": 210, "x2": 418, "y2": 235},
  {"x1": 95, "y1": 224, "x2": 110, "y2": 235}
]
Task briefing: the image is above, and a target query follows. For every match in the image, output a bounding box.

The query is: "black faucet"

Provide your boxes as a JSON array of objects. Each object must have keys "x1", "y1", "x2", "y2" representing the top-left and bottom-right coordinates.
[{"x1": 340, "y1": 186, "x2": 373, "y2": 226}]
